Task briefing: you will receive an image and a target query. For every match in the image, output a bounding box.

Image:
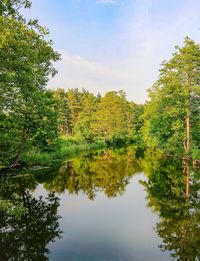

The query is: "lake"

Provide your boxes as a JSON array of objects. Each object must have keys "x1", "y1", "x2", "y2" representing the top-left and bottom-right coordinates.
[{"x1": 0, "y1": 146, "x2": 199, "y2": 261}]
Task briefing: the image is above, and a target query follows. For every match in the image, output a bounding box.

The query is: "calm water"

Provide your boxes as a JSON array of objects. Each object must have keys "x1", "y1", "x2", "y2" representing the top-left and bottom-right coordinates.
[{"x1": 0, "y1": 146, "x2": 200, "y2": 261}]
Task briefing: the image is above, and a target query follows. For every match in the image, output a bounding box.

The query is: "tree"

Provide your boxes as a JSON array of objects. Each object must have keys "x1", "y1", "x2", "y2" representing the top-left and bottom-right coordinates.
[
  {"x1": 0, "y1": 2, "x2": 60, "y2": 167},
  {"x1": 52, "y1": 88, "x2": 72, "y2": 135},
  {"x1": 74, "y1": 90, "x2": 99, "y2": 142},
  {"x1": 143, "y1": 37, "x2": 200, "y2": 158},
  {"x1": 91, "y1": 91, "x2": 134, "y2": 141},
  {"x1": 129, "y1": 102, "x2": 144, "y2": 143},
  {"x1": 66, "y1": 88, "x2": 82, "y2": 134},
  {"x1": 0, "y1": 0, "x2": 31, "y2": 17}
]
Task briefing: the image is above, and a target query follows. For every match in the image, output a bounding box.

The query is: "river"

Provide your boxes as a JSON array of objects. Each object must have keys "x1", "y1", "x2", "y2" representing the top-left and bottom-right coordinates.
[{"x1": 0, "y1": 146, "x2": 199, "y2": 261}]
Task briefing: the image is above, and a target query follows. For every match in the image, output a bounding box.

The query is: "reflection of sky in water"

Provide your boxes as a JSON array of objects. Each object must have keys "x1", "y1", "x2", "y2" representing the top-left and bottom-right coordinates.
[{"x1": 35, "y1": 174, "x2": 171, "y2": 261}]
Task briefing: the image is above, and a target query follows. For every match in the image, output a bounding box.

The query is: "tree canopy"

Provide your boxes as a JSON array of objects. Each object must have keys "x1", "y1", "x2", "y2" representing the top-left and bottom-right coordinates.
[
  {"x1": 143, "y1": 37, "x2": 200, "y2": 158},
  {"x1": 0, "y1": 0, "x2": 60, "y2": 167}
]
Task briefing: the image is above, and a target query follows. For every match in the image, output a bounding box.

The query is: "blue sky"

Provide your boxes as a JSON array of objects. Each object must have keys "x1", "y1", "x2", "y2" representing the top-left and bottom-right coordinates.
[{"x1": 24, "y1": 0, "x2": 200, "y2": 103}]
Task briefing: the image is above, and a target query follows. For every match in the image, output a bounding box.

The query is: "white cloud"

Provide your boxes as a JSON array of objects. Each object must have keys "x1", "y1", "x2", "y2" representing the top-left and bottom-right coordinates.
[
  {"x1": 47, "y1": 0, "x2": 200, "y2": 104},
  {"x1": 96, "y1": 0, "x2": 116, "y2": 4},
  {"x1": 48, "y1": 50, "x2": 147, "y2": 103}
]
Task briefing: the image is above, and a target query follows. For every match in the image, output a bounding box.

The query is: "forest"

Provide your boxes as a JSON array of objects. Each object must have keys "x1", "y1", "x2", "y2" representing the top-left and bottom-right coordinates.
[{"x1": 0, "y1": 0, "x2": 200, "y2": 170}]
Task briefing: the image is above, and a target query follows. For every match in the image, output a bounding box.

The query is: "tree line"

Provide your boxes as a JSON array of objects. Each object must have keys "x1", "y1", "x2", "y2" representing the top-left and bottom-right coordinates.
[
  {"x1": 143, "y1": 37, "x2": 200, "y2": 160},
  {"x1": 52, "y1": 88, "x2": 143, "y2": 142},
  {"x1": 0, "y1": 0, "x2": 200, "y2": 169}
]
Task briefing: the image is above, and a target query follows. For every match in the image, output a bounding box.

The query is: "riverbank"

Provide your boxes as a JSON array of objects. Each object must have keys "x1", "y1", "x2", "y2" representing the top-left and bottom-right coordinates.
[
  {"x1": 22, "y1": 137, "x2": 107, "y2": 167},
  {"x1": 0, "y1": 135, "x2": 136, "y2": 172}
]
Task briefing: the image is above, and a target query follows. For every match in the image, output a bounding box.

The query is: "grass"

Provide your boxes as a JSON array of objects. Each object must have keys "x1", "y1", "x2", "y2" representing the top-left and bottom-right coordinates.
[{"x1": 22, "y1": 137, "x2": 106, "y2": 166}]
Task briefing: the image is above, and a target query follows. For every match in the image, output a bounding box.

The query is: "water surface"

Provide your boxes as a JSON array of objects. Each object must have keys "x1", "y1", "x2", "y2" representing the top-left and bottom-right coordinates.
[{"x1": 0, "y1": 146, "x2": 199, "y2": 260}]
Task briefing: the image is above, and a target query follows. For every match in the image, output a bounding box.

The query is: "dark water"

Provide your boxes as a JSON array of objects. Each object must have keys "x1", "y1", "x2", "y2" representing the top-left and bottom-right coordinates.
[{"x1": 0, "y1": 146, "x2": 200, "y2": 261}]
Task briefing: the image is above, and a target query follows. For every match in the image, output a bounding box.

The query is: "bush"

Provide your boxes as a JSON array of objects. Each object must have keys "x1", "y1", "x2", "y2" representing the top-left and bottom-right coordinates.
[{"x1": 105, "y1": 135, "x2": 133, "y2": 148}]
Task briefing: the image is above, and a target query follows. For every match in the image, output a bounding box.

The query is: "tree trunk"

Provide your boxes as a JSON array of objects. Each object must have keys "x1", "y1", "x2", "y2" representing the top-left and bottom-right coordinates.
[
  {"x1": 184, "y1": 71, "x2": 190, "y2": 156},
  {"x1": 185, "y1": 160, "x2": 189, "y2": 198},
  {"x1": 184, "y1": 113, "x2": 190, "y2": 155},
  {"x1": 183, "y1": 159, "x2": 189, "y2": 198},
  {"x1": 11, "y1": 128, "x2": 28, "y2": 168}
]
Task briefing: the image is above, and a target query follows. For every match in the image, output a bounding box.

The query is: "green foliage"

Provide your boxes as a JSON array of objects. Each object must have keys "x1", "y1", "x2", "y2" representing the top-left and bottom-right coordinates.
[
  {"x1": 52, "y1": 88, "x2": 72, "y2": 135},
  {"x1": 29, "y1": 91, "x2": 60, "y2": 152},
  {"x1": 105, "y1": 134, "x2": 133, "y2": 147},
  {"x1": 132, "y1": 104, "x2": 144, "y2": 141},
  {"x1": 143, "y1": 37, "x2": 200, "y2": 157},
  {"x1": 22, "y1": 136, "x2": 106, "y2": 166},
  {"x1": 91, "y1": 91, "x2": 135, "y2": 140},
  {"x1": 0, "y1": 2, "x2": 60, "y2": 167},
  {"x1": 74, "y1": 90, "x2": 99, "y2": 142},
  {"x1": 0, "y1": 0, "x2": 31, "y2": 18},
  {"x1": 66, "y1": 88, "x2": 83, "y2": 132},
  {"x1": 51, "y1": 88, "x2": 141, "y2": 146}
]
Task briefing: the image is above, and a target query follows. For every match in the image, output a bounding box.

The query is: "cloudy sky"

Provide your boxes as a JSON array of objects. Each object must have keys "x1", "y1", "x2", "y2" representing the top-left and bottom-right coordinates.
[{"x1": 24, "y1": 0, "x2": 200, "y2": 103}]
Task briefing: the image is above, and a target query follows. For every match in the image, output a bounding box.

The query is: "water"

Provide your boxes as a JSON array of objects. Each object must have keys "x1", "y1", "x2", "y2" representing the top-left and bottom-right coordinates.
[{"x1": 0, "y1": 146, "x2": 199, "y2": 261}]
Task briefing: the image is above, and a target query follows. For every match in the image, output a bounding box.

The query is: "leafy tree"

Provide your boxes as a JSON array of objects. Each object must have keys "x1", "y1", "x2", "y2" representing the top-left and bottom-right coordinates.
[
  {"x1": 129, "y1": 102, "x2": 144, "y2": 143},
  {"x1": 74, "y1": 90, "x2": 99, "y2": 142},
  {"x1": 143, "y1": 37, "x2": 200, "y2": 158},
  {"x1": 66, "y1": 88, "x2": 83, "y2": 133},
  {"x1": 0, "y1": 0, "x2": 31, "y2": 17},
  {"x1": 29, "y1": 91, "x2": 60, "y2": 152},
  {"x1": 52, "y1": 88, "x2": 73, "y2": 135},
  {"x1": 91, "y1": 91, "x2": 134, "y2": 141},
  {"x1": 0, "y1": 1, "x2": 60, "y2": 167}
]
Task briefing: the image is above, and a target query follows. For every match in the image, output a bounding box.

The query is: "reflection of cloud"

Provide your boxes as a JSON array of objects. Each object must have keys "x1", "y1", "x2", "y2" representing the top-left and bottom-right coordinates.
[{"x1": 96, "y1": 0, "x2": 116, "y2": 4}]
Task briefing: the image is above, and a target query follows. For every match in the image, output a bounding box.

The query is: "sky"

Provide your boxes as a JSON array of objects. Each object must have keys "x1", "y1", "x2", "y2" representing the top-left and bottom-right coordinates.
[{"x1": 24, "y1": 0, "x2": 200, "y2": 103}]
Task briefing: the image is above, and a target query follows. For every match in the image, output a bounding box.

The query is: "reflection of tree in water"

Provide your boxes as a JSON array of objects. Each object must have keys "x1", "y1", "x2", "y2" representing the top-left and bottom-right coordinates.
[
  {"x1": 142, "y1": 154, "x2": 200, "y2": 261},
  {"x1": 0, "y1": 174, "x2": 62, "y2": 260},
  {"x1": 45, "y1": 146, "x2": 142, "y2": 199}
]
